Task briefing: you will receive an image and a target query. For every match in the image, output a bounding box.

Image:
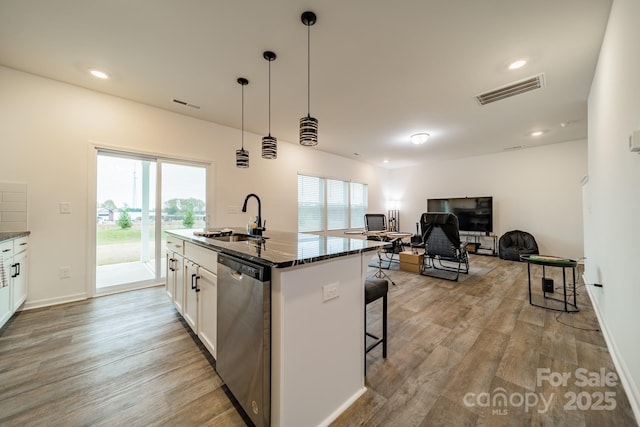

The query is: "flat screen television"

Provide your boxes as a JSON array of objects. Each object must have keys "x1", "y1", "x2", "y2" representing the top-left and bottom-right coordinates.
[{"x1": 427, "y1": 196, "x2": 493, "y2": 234}]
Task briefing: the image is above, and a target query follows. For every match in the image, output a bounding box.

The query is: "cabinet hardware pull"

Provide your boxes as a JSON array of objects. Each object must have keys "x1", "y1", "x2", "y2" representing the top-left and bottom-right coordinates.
[
  {"x1": 195, "y1": 275, "x2": 201, "y2": 292},
  {"x1": 191, "y1": 273, "x2": 197, "y2": 289},
  {"x1": 2, "y1": 249, "x2": 10, "y2": 253}
]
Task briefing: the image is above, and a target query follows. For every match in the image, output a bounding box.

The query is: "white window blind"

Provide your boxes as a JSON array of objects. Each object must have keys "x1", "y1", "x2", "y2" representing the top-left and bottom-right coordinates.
[
  {"x1": 350, "y1": 182, "x2": 368, "y2": 229},
  {"x1": 327, "y1": 179, "x2": 348, "y2": 230},
  {"x1": 298, "y1": 174, "x2": 368, "y2": 232},
  {"x1": 298, "y1": 175, "x2": 325, "y2": 232}
]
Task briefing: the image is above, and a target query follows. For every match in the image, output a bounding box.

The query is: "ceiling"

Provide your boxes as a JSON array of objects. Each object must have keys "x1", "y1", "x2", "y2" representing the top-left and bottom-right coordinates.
[{"x1": 0, "y1": 0, "x2": 612, "y2": 168}]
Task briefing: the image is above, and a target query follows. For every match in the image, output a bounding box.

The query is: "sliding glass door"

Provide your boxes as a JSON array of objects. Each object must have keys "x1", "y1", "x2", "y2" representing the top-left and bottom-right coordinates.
[{"x1": 95, "y1": 150, "x2": 207, "y2": 294}]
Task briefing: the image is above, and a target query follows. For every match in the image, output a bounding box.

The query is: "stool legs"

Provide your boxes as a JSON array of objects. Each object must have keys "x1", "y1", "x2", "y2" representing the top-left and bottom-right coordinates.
[{"x1": 365, "y1": 293, "x2": 388, "y2": 375}]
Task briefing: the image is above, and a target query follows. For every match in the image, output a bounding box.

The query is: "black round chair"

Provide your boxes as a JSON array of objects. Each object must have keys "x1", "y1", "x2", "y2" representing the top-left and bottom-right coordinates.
[{"x1": 499, "y1": 230, "x2": 539, "y2": 261}]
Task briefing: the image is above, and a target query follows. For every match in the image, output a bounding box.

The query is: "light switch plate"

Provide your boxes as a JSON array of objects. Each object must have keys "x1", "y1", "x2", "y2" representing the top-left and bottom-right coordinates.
[{"x1": 60, "y1": 202, "x2": 71, "y2": 214}]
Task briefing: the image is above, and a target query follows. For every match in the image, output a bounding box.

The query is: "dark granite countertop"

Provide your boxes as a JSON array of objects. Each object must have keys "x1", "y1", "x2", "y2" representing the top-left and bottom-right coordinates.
[
  {"x1": 0, "y1": 231, "x2": 30, "y2": 242},
  {"x1": 166, "y1": 228, "x2": 382, "y2": 268}
]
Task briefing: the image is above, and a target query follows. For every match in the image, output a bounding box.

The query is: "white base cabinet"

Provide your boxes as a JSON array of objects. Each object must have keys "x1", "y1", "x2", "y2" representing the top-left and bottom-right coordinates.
[
  {"x1": 183, "y1": 259, "x2": 200, "y2": 333},
  {"x1": 0, "y1": 240, "x2": 13, "y2": 327},
  {"x1": 196, "y1": 266, "x2": 217, "y2": 359},
  {"x1": 165, "y1": 235, "x2": 217, "y2": 359},
  {"x1": 12, "y1": 237, "x2": 28, "y2": 310},
  {"x1": 165, "y1": 236, "x2": 185, "y2": 314},
  {"x1": 0, "y1": 235, "x2": 29, "y2": 329}
]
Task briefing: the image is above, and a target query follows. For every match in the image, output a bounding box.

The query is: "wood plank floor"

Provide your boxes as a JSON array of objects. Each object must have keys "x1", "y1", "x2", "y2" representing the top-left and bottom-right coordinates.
[
  {"x1": 0, "y1": 255, "x2": 636, "y2": 426},
  {"x1": 335, "y1": 255, "x2": 637, "y2": 426}
]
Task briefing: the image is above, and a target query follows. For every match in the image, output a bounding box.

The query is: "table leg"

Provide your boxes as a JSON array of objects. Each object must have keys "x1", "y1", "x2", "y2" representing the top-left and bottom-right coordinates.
[
  {"x1": 562, "y1": 267, "x2": 568, "y2": 312},
  {"x1": 527, "y1": 262, "x2": 532, "y2": 305}
]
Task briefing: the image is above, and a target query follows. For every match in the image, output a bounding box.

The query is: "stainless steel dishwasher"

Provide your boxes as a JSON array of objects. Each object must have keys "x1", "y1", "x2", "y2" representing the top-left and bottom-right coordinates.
[{"x1": 217, "y1": 253, "x2": 271, "y2": 427}]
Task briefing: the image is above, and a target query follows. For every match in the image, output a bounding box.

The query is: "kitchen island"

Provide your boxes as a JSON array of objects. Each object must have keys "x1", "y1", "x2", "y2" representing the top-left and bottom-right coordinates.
[{"x1": 166, "y1": 228, "x2": 382, "y2": 427}]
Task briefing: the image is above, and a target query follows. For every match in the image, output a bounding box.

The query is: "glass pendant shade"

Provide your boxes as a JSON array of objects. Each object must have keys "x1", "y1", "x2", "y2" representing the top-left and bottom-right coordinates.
[
  {"x1": 236, "y1": 148, "x2": 249, "y2": 168},
  {"x1": 262, "y1": 135, "x2": 277, "y2": 159},
  {"x1": 299, "y1": 115, "x2": 318, "y2": 146}
]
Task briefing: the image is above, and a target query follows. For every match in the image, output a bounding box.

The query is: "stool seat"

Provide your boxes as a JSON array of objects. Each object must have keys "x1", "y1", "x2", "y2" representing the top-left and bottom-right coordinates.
[
  {"x1": 364, "y1": 278, "x2": 388, "y2": 375},
  {"x1": 365, "y1": 278, "x2": 388, "y2": 305}
]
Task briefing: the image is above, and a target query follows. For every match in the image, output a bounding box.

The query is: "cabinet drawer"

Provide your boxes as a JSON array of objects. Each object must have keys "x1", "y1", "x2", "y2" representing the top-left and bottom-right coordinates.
[
  {"x1": 13, "y1": 236, "x2": 28, "y2": 253},
  {"x1": 184, "y1": 242, "x2": 217, "y2": 273},
  {"x1": 166, "y1": 236, "x2": 184, "y2": 254},
  {"x1": 0, "y1": 241, "x2": 13, "y2": 258}
]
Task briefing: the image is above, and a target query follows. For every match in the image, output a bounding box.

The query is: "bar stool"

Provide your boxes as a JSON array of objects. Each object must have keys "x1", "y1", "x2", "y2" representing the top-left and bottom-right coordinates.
[{"x1": 365, "y1": 278, "x2": 388, "y2": 374}]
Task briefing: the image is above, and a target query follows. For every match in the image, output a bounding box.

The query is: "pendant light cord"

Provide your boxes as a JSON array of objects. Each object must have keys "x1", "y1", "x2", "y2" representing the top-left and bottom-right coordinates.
[
  {"x1": 268, "y1": 60, "x2": 272, "y2": 135},
  {"x1": 307, "y1": 23, "x2": 311, "y2": 116},
  {"x1": 241, "y1": 83, "x2": 245, "y2": 149}
]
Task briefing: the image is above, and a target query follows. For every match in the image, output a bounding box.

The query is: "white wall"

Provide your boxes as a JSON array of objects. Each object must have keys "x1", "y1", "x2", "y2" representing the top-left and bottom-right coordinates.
[
  {"x1": 586, "y1": 0, "x2": 640, "y2": 418},
  {"x1": 0, "y1": 66, "x2": 384, "y2": 307},
  {"x1": 388, "y1": 141, "x2": 587, "y2": 260}
]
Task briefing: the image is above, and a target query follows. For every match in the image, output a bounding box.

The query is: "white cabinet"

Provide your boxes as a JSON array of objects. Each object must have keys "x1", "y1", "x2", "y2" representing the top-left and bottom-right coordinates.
[
  {"x1": 12, "y1": 236, "x2": 28, "y2": 310},
  {"x1": 197, "y1": 266, "x2": 217, "y2": 358},
  {"x1": 165, "y1": 235, "x2": 218, "y2": 360},
  {"x1": 0, "y1": 240, "x2": 13, "y2": 327},
  {"x1": 183, "y1": 259, "x2": 200, "y2": 333},
  {"x1": 0, "y1": 234, "x2": 29, "y2": 328},
  {"x1": 165, "y1": 236, "x2": 185, "y2": 314}
]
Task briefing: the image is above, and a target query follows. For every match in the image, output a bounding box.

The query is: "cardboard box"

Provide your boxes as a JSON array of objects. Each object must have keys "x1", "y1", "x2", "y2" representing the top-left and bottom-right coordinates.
[{"x1": 399, "y1": 251, "x2": 423, "y2": 274}]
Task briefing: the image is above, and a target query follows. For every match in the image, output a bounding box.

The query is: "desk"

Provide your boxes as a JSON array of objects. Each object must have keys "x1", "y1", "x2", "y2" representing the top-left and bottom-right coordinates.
[{"x1": 521, "y1": 255, "x2": 579, "y2": 312}]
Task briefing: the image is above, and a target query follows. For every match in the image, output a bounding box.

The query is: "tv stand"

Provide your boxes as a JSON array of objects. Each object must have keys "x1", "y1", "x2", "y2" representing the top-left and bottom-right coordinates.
[{"x1": 460, "y1": 232, "x2": 498, "y2": 256}]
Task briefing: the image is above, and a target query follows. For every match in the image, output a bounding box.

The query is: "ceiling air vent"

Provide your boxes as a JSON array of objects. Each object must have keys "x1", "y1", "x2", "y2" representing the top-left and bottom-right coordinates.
[
  {"x1": 172, "y1": 98, "x2": 201, "y2": 109},
  {"x1": 476, "y1": 74, "x2": 545, "y2": 106}
]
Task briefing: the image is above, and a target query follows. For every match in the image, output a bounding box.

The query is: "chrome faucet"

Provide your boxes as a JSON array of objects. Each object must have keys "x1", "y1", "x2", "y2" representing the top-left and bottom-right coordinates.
[{"x1": 242, "y1": 193, "x2": 264, "y2": 236}]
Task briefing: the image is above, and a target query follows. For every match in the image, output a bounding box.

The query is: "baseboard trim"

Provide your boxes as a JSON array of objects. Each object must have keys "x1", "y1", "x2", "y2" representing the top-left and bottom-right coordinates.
[
  {"x1": 584, "y1": 275, "x2": 640, "y2": 424},
  {"x1": 21, "y1": 293, "x2": 87, "y2": 310},
  {"x1": 317, "y1": 386, "x2": 367, "y2": 427}
]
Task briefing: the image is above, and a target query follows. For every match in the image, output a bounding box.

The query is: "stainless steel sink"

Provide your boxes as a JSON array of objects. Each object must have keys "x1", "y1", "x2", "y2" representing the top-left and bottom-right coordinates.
[{"x1": 211, "y1": 233, "x2": 268, "y2": 242}]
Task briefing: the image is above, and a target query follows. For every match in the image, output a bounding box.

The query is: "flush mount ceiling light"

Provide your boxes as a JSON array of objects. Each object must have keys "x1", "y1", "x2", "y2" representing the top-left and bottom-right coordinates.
[
  {"x1": 530, "y1": 130, "x2": 544, "y2": 137},
  {"x1": 299, "y1": 11, "x2": 318, "y2": 147},
  {"x1": 262, "y1": 51, "x2": 277, "y2": 159},
  {"x1": 89, "y1": 69, "x2": 109, "y2": 79},
  {"x1": 508, "y1": 59, "x2": 527, "y2": 70},
  {"x1": 236, "y1": 77, "x2": 250, "y2": 168},
  {"x1": 410, "y1": 133, "x2": 430, "y2": 144}
]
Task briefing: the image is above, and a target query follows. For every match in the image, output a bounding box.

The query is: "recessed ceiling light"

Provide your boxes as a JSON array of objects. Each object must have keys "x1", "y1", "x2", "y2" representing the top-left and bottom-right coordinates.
[
  {"x1": 383, "y1": 159, "x2": 389, "y2": 163},
  {"x1": 530, "y1": 131, "x2": 543, "y2": 137},
  {"x1": 410, "y1": 133, "x2": 430, "y2": 144},
  {"x1": 508, "y1": 59, "x2": 527, "y2": 70},
  {"x1": 89, "y1": 69, "x2": 109, "y2": 79}
]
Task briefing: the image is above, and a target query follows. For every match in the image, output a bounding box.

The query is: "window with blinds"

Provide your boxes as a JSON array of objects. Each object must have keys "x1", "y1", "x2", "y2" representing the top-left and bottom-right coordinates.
[
  {"x1": 350, "y1": 182, "x2": 367, "y2": 229},
  {"x1": 298, "y1": 174, "x2": 368, "y2": 232}
]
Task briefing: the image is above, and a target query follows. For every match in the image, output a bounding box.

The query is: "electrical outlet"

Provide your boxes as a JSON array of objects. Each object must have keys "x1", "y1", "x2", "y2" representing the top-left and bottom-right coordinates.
[
  {"x1": 323, "y1": 282, "x2": 339, "y2": 302},
  {"x1": 59, "y1": 266, "x2": 71, "y2": 279}
]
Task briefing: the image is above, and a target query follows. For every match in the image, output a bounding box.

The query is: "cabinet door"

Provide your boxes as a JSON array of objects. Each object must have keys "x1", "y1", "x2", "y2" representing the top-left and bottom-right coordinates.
[
  {"x1": 183, "y1": 260, "x2": 199, "y2": 333},
  {"x1": 197, "y1": 267, "x2": 217, "y2": 359},
  {"x1": 12, "y1": 249, "x2": 28, "y2": 310},
  {"x1": 173, "y1": 254, "x2": 184, "y2": 314},
  {"x1": 165, "y1": 250, "x2": 175, "y2": 300},
  {"x1": 0, "y1": 241, "x2": 12, "y2": 327}
]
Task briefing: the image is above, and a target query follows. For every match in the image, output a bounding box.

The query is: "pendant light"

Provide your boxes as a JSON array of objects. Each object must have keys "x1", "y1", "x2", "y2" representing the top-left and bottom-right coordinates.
[
  {"x1": 262, "y1": 51, "x2": 277, "y2": 159},
  {"x1": 300, "y1": 11, "x2": 318, "y2": 147},
  {"x1": 236, "y1": 77, "x2": 249, "y2": 168}
]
